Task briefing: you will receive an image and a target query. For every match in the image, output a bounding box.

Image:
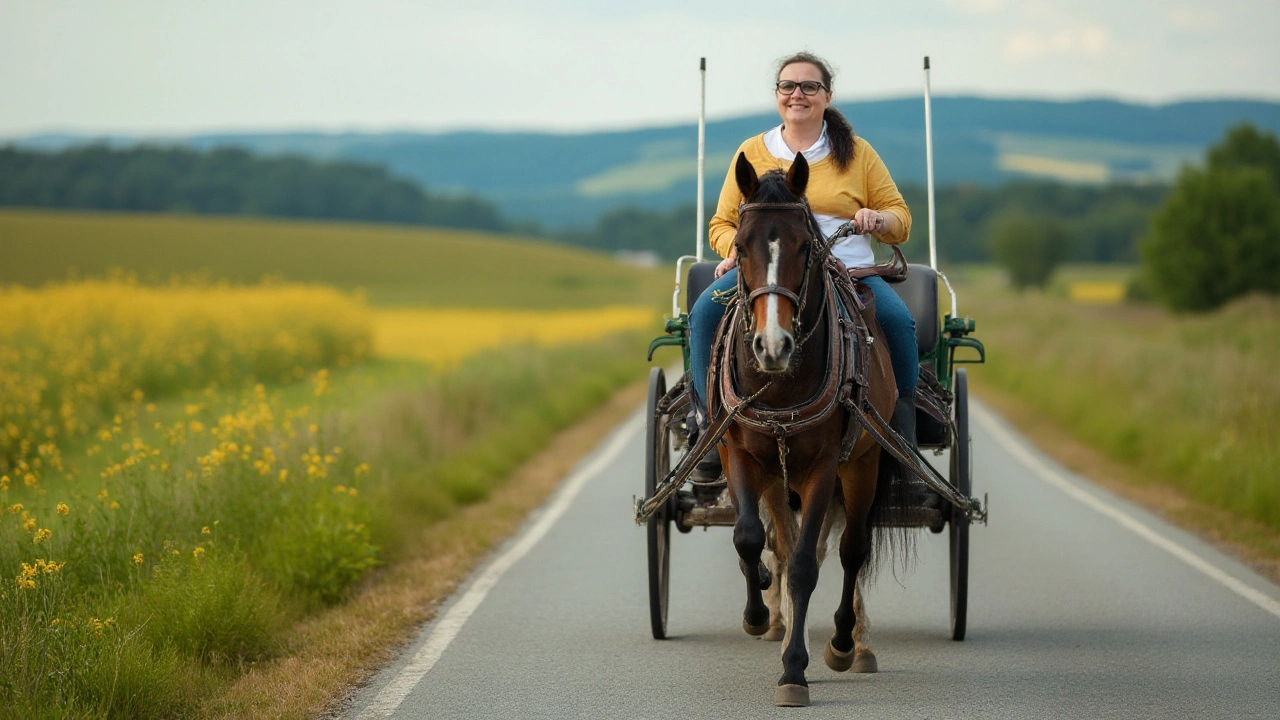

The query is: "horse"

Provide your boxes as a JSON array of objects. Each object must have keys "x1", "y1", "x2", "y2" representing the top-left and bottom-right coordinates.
[{"x1": 708, "y1": 152, "x2": 904, "y2": 707}]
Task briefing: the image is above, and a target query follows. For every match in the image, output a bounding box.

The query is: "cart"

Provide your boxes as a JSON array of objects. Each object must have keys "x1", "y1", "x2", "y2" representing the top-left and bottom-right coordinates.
[{"x1": 634, "y1": 56, "x2": 986, "y2": 642}]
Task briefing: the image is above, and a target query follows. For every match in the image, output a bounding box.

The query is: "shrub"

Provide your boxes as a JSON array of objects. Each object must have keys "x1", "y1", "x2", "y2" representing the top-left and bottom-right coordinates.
[
  {"x1": 1141, "y1": 123, "x2": 1280, "y2": 312},
  {"x1": 986, "y1": 209, "x2": 1070, "y2": 290}
]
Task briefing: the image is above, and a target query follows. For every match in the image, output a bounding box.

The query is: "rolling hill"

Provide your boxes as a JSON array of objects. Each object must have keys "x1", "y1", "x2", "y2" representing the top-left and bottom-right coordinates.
[{"x1": 12, "y1": 97, "x2": 1280, "y2": 229}]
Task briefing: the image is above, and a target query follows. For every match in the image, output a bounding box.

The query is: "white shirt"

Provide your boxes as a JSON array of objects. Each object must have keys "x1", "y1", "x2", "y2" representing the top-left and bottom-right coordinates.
[{"x1": 762, "y1": 124, "x2": 875, "y2": 269}]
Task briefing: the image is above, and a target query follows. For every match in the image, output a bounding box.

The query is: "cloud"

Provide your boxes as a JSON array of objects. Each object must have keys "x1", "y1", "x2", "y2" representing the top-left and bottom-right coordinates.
[
  {"x1": 1005, "y1": 24, "x2": 1111, "y2": 60},
  {"x1": 943, "y1": 0, "x2": 1006, "y2": 15},
  {"x1": 1168, "y1": 5, "x2": 1223, "y2": 31}
]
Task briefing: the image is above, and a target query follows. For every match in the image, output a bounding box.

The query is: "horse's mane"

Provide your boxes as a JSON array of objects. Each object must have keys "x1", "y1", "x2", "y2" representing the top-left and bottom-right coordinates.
[{"x1": 754, "y1": 170, "x2": 797, "y2": 203}]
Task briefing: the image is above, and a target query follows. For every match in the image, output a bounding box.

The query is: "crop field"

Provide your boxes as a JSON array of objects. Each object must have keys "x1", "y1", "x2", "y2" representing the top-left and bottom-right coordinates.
[
  {"x1": 0, "y1": 210, "x2": 667, "y2": 718},
  {"x1": 0, "y1": 209, "x2": 672, "y2": 309},
  {"x1": 374, "y1": 306, "x2": 655, "y2": 366}
]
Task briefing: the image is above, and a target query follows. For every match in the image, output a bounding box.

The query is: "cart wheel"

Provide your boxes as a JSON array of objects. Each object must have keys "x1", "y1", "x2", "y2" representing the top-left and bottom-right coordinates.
[
  {"x1": 949, "y1": 367, "x2": 971, "y2": 641},
  {"x1": 646, "y1": 367, "x2": 673, "y2": 639}
]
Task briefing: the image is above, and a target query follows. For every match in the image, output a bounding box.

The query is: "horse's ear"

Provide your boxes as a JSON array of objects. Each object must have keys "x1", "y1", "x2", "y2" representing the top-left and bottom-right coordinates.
[
  {"x1": 787, "y1": 152, "x2": 809, "y2": 198},
  {"x1": 735, "y1": 153, "x2": 759, "y2": 201}
]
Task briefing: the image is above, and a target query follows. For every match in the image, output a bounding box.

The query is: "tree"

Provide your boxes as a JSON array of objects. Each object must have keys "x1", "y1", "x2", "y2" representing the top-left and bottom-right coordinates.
[
  {"x1": 1141, "y1": 165, "x2": 1280, "y2": 311},
  {"x1": 986, "y1": 210, "x2": 1070, "y2": 290},
  {"x1": 1208, "y1": 122, "x2": 1280, "y2": 188},
  {"x1": 1141, "y1": 123, "x2": 1280, "y2": 312}
]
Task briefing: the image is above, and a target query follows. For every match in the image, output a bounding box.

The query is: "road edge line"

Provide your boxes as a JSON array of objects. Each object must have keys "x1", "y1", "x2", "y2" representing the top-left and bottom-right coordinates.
[
  {"x1": 972, "y1": 401, "x2": 1280, "y2": 622},
  {"x1": 355, "y1": 412, "x2": 644, "y2": 719}
]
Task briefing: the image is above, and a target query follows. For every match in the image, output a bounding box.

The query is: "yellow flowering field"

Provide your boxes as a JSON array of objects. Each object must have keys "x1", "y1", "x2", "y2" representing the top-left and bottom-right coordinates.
[
  {"x1": 0, "y1": 278, "x2": 372, "y2": 478},
  {"x1": 374, "y1": 305, "x2": 655, "y2": 366}
]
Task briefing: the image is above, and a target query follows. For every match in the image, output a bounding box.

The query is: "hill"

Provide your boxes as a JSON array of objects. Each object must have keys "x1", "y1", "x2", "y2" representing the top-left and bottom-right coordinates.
[
  {"x1": 0, "y1": 209, "x2": 670, "y2": 309},
  {"x1": 13, "y1": 97, "x2": 1280, "y2": 229},
  {"x1": 0, "y1": 144, "x2": 506, "y2": 232}
]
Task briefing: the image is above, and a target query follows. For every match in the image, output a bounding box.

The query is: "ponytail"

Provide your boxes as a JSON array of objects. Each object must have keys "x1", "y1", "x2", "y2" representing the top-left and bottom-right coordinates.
[{"x1": 824, "y1": 107, "x2": 856, "y2": 171}]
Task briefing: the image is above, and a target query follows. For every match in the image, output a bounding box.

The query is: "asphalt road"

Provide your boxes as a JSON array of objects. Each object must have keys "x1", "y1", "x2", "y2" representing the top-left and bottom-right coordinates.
[{"x1": 343, "y1": 397, "x2": 1280, "y2": 719}]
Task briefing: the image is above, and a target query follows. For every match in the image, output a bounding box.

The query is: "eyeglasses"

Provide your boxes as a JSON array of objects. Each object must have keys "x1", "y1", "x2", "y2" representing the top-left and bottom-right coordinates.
[{"x1": 775, "y1": 80, "x2": 828, "y2": 96}]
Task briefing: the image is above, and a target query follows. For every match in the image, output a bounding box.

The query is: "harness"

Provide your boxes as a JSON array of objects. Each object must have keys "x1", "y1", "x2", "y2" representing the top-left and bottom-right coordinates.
[
  {"x1": 710, "y1": 200, "x2": 871, "y2": 500},
  {"x1": 633, "y1": 200, "x2": 986, "y2": 526}
]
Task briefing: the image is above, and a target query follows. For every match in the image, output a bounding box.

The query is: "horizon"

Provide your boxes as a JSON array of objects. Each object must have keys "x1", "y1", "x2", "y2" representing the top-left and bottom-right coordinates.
[{"x1": 8, "y1": 92, "x2": 1280, "y2": 143}]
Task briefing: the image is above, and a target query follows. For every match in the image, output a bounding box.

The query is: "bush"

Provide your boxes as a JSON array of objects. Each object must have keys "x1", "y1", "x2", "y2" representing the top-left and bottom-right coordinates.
[
  {"x1": 1141, "y1": 123, "x2": 1280, "y2": 312},
  {"x1": 986, "y1": 209, "x2": 1070, "y2": 290}
]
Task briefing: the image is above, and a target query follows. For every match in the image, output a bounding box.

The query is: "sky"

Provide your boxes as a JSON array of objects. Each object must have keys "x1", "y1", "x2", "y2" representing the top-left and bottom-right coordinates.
[{"x1": 2, "y1": 0, "x2": 1278, "y2": 138}]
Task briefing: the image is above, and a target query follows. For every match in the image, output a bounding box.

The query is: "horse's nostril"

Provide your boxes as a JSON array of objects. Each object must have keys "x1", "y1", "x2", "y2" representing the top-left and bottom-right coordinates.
[
  {"x1": 753, "y1": 335, "x2": 766, "y2": 355},
  {"x1": 781, "y1": 335, "x2": 794, "y2": 356}
]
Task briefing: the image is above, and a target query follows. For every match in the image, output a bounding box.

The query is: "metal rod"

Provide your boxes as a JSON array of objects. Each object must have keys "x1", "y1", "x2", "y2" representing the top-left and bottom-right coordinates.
[
  {"x1": 696, "y1": 57, "x2": 707, "y2": 262},
  {"x1": 923, "y1": 56, "x2": 938, "y2": 272}
]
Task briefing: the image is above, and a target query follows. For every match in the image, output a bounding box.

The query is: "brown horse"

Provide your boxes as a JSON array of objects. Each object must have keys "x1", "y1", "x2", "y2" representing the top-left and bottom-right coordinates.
[{"x1": 709, "y1": 153, "x2": 902, "y2": 707}]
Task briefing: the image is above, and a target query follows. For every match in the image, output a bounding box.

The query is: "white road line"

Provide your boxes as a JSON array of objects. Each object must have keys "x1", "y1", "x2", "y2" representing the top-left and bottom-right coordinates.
[
  {"x1": 972, "y1": 401, "x2": 1280, "y2": 622},
  {"x1": 355, "y1": 413, "x2": 644, "y2": 719}
]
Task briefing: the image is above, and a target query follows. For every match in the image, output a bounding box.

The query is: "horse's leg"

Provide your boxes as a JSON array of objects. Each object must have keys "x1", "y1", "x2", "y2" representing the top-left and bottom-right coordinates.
[
  {"x1": 776, "y1": 465, "x2": 836, "y2": 708},
  {"x1": 762, "y1": 487, "x2": 795, "y2": 642},
  {"x1": 826, "y1": 450, "x2": 879, "y2": 674},
  {"x1": 728, "y1": 450, "x2": 771, "y2": 636},
  {"x1": 851, "y1": 581, "x2": 877, "y2": 672}
]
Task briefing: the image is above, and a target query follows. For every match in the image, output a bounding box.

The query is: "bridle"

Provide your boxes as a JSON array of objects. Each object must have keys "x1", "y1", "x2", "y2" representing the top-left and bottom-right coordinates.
[{"x1": 735, "y1": 198, "x2": 851, "y2": 348}]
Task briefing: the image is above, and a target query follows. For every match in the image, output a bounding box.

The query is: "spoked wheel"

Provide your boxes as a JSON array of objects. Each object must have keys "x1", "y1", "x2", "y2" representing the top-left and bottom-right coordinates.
[
  {"x1": 645, "y1": 367, "x2": 673, "y2": 639},
  {"x1": 949, "y1": 367, "x2": 971, "y2": 641}
]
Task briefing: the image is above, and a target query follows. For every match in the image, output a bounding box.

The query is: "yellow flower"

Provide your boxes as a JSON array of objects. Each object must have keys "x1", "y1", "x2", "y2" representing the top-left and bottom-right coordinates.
[
  {"x1": 132, "y1": 553, "x2": 144, "y2": 565},
  {"x1": 347, "y1": 487, "x2": 358, "y2": 497},
  {"x1": 97, "y1": 489, "x2": 109, "y2": 501},
  {"x1": 278, "y1": 469, "x2": 289, "y2": 483},
  {"x1": 7, "y1": 504, "x2": 22, "y2": 514},
  {"x1": 33, "y1": 528, "x2": 52, "y2": 544},
  {"x1": 23, "y1": 518, "x2": 36, "y2": 532},
  {"x1": 56, "y1": 503, "x2": 70, "y2": 516},
  {"x1": 17, "y1": 578, "x2": 36, "y2": 590},
  {"x1": 201, "y1": 526, "x2": 211, "y2": 535},
  {"x1": 23, "y1": 474, "x2": 37, "y2": 487},
  {"x1": 193, "y1": 547, "x2": 205, "y2": 559},
  {"x1": 354, "y1": 463, "x2": 370, "y2": 476},
  {"x1": 109, "y1": 501, "x2": 120, "y2": 510}
]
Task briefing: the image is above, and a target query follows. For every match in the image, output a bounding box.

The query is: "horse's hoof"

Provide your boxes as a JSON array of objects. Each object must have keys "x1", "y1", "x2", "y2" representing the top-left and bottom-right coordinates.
[
  {"x1": 762, "y1": 624, "x2": 786, "y2": 642},
  {"x1": 743, "y1": 615, "x2": 770, "y2": 636},
  {"x1": 824, "y1": 640, "x2": 854, "y2": 672},
  {"x1": 775, "y1": 683, "x2": 810, "y2": 707},
  {"x1": 852, "y1": 650, "x2": 878, "y2": 674}
]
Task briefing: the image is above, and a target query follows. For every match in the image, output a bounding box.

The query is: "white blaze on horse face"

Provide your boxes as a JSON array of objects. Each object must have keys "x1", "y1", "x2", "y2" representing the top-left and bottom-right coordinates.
[{"x1": 760, "y1": 239, "x2": 789, "y2": 359}]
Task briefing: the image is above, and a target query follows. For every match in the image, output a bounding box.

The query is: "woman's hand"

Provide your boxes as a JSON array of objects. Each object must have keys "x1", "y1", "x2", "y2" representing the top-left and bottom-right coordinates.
[
  {"x1": 714, "y1": 251, "x2": 737, "y2": 278},
  {"x1": 852, "y1": 208, "x2": 886, "y2": 237}
]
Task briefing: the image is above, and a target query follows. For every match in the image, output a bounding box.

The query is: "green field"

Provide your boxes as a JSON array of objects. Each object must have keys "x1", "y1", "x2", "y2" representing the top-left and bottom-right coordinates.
[
  {"x1": 953, "y1": 265, "x2": 1280, "y2": 535},
  {"x1": 0, "y1": 209, "x2": 672, "y2": 309}
]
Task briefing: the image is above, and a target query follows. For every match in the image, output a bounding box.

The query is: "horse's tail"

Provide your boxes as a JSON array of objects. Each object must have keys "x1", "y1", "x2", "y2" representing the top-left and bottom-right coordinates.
[{"x1": 862, "y1": 442, "x2": 918, "y2": 581}]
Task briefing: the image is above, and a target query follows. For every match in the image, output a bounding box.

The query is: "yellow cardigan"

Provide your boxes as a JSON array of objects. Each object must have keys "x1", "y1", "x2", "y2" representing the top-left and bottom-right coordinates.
[{"x1": 708, "y1": 134, "x2": 912, "y2": 259}]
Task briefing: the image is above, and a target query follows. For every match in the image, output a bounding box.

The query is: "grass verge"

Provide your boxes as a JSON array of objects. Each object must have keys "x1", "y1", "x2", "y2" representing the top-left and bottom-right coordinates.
[
  {"x1": 954, "y1": 264, "x2": 1280, "y2": 582},
  {"x1": 198, "y1": 371, "x2": 649, "y2": 719}
]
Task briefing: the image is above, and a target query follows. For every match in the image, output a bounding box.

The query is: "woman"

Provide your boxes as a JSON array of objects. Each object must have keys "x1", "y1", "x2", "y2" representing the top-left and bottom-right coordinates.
[{"x1": 689, "y1": 51, "x2": 920, "y2": 482}]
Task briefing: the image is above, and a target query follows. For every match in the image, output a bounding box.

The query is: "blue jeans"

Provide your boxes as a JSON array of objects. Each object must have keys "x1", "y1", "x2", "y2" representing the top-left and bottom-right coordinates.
[{"x1": 689, "y1": 270, "x2": 918, "y2": 412}]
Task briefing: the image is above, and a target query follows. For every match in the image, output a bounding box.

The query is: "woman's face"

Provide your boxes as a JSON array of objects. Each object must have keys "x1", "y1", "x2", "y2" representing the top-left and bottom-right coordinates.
[{"x1": 776, "y1": 62, "x2": 831, "y2": 128}]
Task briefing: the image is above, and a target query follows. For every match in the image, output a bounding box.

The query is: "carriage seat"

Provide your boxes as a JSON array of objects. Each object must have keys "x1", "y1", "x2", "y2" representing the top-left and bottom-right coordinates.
[
  {"x1": 686, "y1": 261, "x2": 720, "y2": 313},
  {"x1": 896, "y1": 264, "x2": 940, "y2": 357}
]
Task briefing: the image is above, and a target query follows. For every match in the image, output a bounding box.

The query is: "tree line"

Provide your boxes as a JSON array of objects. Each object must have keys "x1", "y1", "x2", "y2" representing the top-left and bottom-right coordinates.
[
  {"x1": 0, "y1": 144, "x2": 506, "y2": 232},
  {"x1": 564, "y1": 180, "x2": 1169, "y2": 267}
]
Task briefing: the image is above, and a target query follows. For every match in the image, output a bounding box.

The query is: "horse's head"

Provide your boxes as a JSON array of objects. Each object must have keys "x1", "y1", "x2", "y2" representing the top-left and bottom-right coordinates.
[{"x1": 734, "y1": 152, "x2": 815, "y2": 374}]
